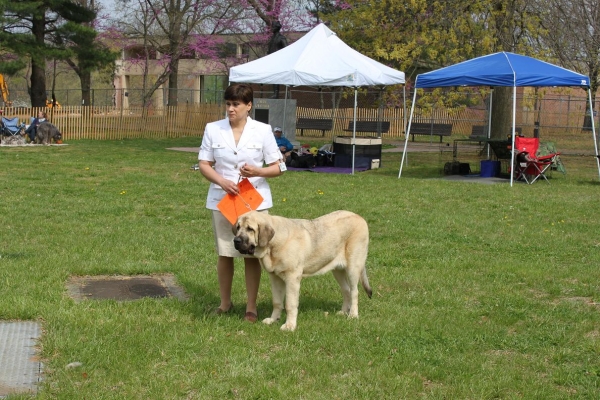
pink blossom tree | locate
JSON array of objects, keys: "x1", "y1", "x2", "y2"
[{"x1": 108, "y1": 0, "x2": 310, "y2": 106}]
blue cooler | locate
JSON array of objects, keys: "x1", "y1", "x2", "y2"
[{"x1": 480, "y1": 160, "x2": 500, "y2": 177}]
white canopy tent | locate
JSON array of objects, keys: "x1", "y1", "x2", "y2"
[{"x1": 229, "y1": 23, "x2": 406, "y2": 173}]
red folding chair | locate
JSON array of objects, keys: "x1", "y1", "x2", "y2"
[{"x1": 513, "y1": 137, "x2": 558, "y2": 184}]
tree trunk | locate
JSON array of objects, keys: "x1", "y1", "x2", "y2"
[
  {"x1": 30, "y1": 63, "x2": 47, "y2": 107},
  {"x1": 79, "y1": 70, "x2": 91, "y2": 106},
  {"x1": 490, "y1": 86, "x2": 513, "y2": 139},
  {"x1": 167, "y1": 60, "x2": 179, "y2": 106},
  {"x1": 30, "y1": 14, "x2": 47, "y2": 107}
]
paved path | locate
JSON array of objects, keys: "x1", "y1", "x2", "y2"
[
  {"x1": 168, "y1": 143, "x2": 596, "y2": 156},
  {"x1": 167, "y1": 143, "x2": 448, "y2": 154}
]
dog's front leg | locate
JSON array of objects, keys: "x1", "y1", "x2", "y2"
[
  {"x1": 262, "y1": 272, "x2": 285, "y2": 325},
  {"x1": 281, "y1": 273, "x2": 302, "y2": 331}
]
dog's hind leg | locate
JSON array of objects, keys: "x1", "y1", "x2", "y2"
[
  {"x1": 332, "y1": 269, "x2": 351, "y2": 315},
  {"x1": 262, "y1": 272, "x2": 285, "y2": 326},
  {"x1": 344, "y1": 264, "x2": 364, "y2": 319},
  {"x1": 345, "y1": 235, "x2": 370, "y2": 318}
]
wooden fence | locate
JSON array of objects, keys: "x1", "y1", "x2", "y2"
[
  {"x1": 2, "y1": 104, "x2": 223, "y2": 140},
  {"x1": 1, "y1": 95, "x2": 593, "y2": 142},
  {"x1": 297, "y1": 106, "x2": 491, "y2": 137}
]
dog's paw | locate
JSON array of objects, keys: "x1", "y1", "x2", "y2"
[
  {"x1": 262, "y1": 317, "x2": 277, "y2": 325},
  {"x1": 347, "y1": 312, "x2": 359, "y2": 319},
  {"x1": 280, "y1": 322, "x2": 296, "y2": 332},
  {"x1": 336, "y1": 310, "x2": 347, "y2": 316}
]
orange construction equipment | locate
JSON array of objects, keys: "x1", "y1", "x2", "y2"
[
  {"x1": 46, "y1": 99, "x2": 61, "y2": 108},
  {"x1": 0, "y1": 74, "x2": 12, "y2": 106}
]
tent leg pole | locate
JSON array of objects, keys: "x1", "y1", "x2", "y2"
[
  {"x1": 487, "y1": 88, "x2": 493, "y2": 159},
  {"x1": 399, "y1": 88, "x2": 418, "y2": 178},
  {"x1": 282, "y1": 86, "x2": 288, "y2": 137},
  {"x1": 352, "y1": 88, "x2": 357, "y2": 175},
  {"x1": 403, "y1": 85, "x2": 407, "y2": 139},
  {"x1": 510, "y1": 86, "x2": 517, "y2": 187},
  {"x1": 587, "y1": 89, "x2": 600, "y2": 181}
]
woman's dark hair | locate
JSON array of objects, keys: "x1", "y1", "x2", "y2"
[{"x1": 224, "y1": 83, "x2": 253, "y2": 105}]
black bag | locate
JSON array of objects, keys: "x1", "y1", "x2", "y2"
[
  {"x1": 444, "y1": 161, "x2": 460, "y2": 175},
  {"x1": 444, "y1": 161, "x2": 470, "y2": 175},
  {"x1": 316, "y1": 150, "x2": 334, "y2": 166},
  {"x1": 289, "y1": 152, "x2": 317, "y2": 168}
]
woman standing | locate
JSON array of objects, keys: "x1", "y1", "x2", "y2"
[{"x1": 198, "y1": 83, "x2": 284, "y2": 322}]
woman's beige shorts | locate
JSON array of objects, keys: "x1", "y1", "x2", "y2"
[{"x1": 211, "y1": 210, "x2": 268, "y2": 257}]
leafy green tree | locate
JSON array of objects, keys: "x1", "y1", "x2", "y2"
[
  {"x1": 304, "y1": 0, "x2": 342, "y2": 25},
  {"x1": 0, "y1": 0, "x2": 104, "y2": 106},
  {"x1": 325, "y1": 0, "x2": 544, "y2": 138},
  {"x1": 58, "y1": 0, "x2": 117, "y2": 107}
]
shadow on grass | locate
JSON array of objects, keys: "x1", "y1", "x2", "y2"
[
  {"x1": 0, "y1": 252, "x2": 30, "y2": 260},
  {"x1": 184, "y1": 280, "x2": 341, "y2": 322}
]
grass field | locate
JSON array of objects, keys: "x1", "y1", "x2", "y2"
[{"x1": 1, "y1": 136, "x2": 600, "y2": 399}]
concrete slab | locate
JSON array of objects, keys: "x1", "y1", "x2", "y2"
[
  {"x1": 167, "y1": 147, "x2": 199, "y2": 153},
  {"x1": 0, "y1": 321, "x2": 42, "y2": 397},
  {"x1": 66, "y1": 274, "x2": 188, "y2": 302},
  {"x1": 441, "y1": 175, "x2": 511, "y2": 184}
]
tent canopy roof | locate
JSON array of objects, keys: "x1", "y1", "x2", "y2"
[
  {"x1": 415, "y1": 52, "x2": 590, "y2": 88},
  {"x1": 229, "y1": 23, "x2": 405, "y2": 87}
]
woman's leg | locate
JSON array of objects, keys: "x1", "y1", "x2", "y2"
[
  {"x1": 244, "y1": 257, "x2": 262, "y2": 315},
  {"x1": 216, "y1": 256, "x2": 234, "y2": 311},
  {"x1": 26, "y1": 126, "x2": 35, "y2": 142}
]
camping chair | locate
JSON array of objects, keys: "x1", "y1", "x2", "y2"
[
  {"x1": 513, "y1": 136, "x2": 559, "y2": 184},
  {"x1": 538, "y1": 141, "x2": 566, "y2": 174},
  {"x1": 1, "y1": 117, "x2": 25, "y2": 136}
]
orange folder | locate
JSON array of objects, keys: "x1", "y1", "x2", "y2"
[{"x1": 217, "y1": 178, "x2": 264, "y2": 225}]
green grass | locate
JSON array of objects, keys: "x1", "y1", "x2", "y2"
[{"x1": 1, "y1": 137, "x2": 600, "y2": 399}]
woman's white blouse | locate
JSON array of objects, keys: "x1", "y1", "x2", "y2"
[{"x1": 199, "y1": 117, "x2": 281, "y2": 210}]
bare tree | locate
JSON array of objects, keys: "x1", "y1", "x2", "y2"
[
  {"x1": 538, "y1": 0, "x2": 600, "y2": 128},
  {"x1": 487, "y1": 0, "x2": 545, "y2": 139},
  {"x1": 115, "y1": 0, "x2": 243, "y2": 107}
]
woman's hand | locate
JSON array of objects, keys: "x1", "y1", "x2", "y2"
[
  {"x1": 239, "y1": 163, "x2": 259, "y2": 178},
  {"x1": 220, "y1": 179, "x2": 239, "y2": 195}
]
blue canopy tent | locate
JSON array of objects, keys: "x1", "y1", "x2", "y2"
[{"x1": 398, "y1": 52, "x2": 599, "y2": 185}]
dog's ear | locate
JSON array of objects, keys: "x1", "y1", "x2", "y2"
[
  {"x1": 232, "y1": 219, "x2": 240, "y2": 235},
  {"x1": 258, "y1": 221, "x2": 275, "y2": 247}
]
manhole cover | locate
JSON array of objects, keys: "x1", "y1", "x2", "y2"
[
  {"x1": 0, "y1": 321, "x2": 42, "y2": 397},
  {"x1": 67, "y1": 274, "x2": 187, "y2": 302}
]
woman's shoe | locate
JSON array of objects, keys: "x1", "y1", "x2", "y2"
[
  {"x1": 214, "y1": 303, "x2": 233, "y2": 315},
  {"x1": 244, "y1": 311, "x2": 258, "y2": 323}
]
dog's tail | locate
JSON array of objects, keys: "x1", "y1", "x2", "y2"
[{"x1": 360, "y1": 267, "x2": 372, "y2": 299}]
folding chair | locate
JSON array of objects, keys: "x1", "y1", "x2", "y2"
[
  {"x1": 513, "y1": 137, "x2": 559, "y2": 184},
  {"x1": 1, "y1": 116, "x2": 25, "y2": 136}
]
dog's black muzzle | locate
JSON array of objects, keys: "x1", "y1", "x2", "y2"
[
  {"x1": 233, "y1": 236, "x2": 255, "y2": 255},
  {"x1": 233, "y1": 236, "x2": 243, "y2": 250}
]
